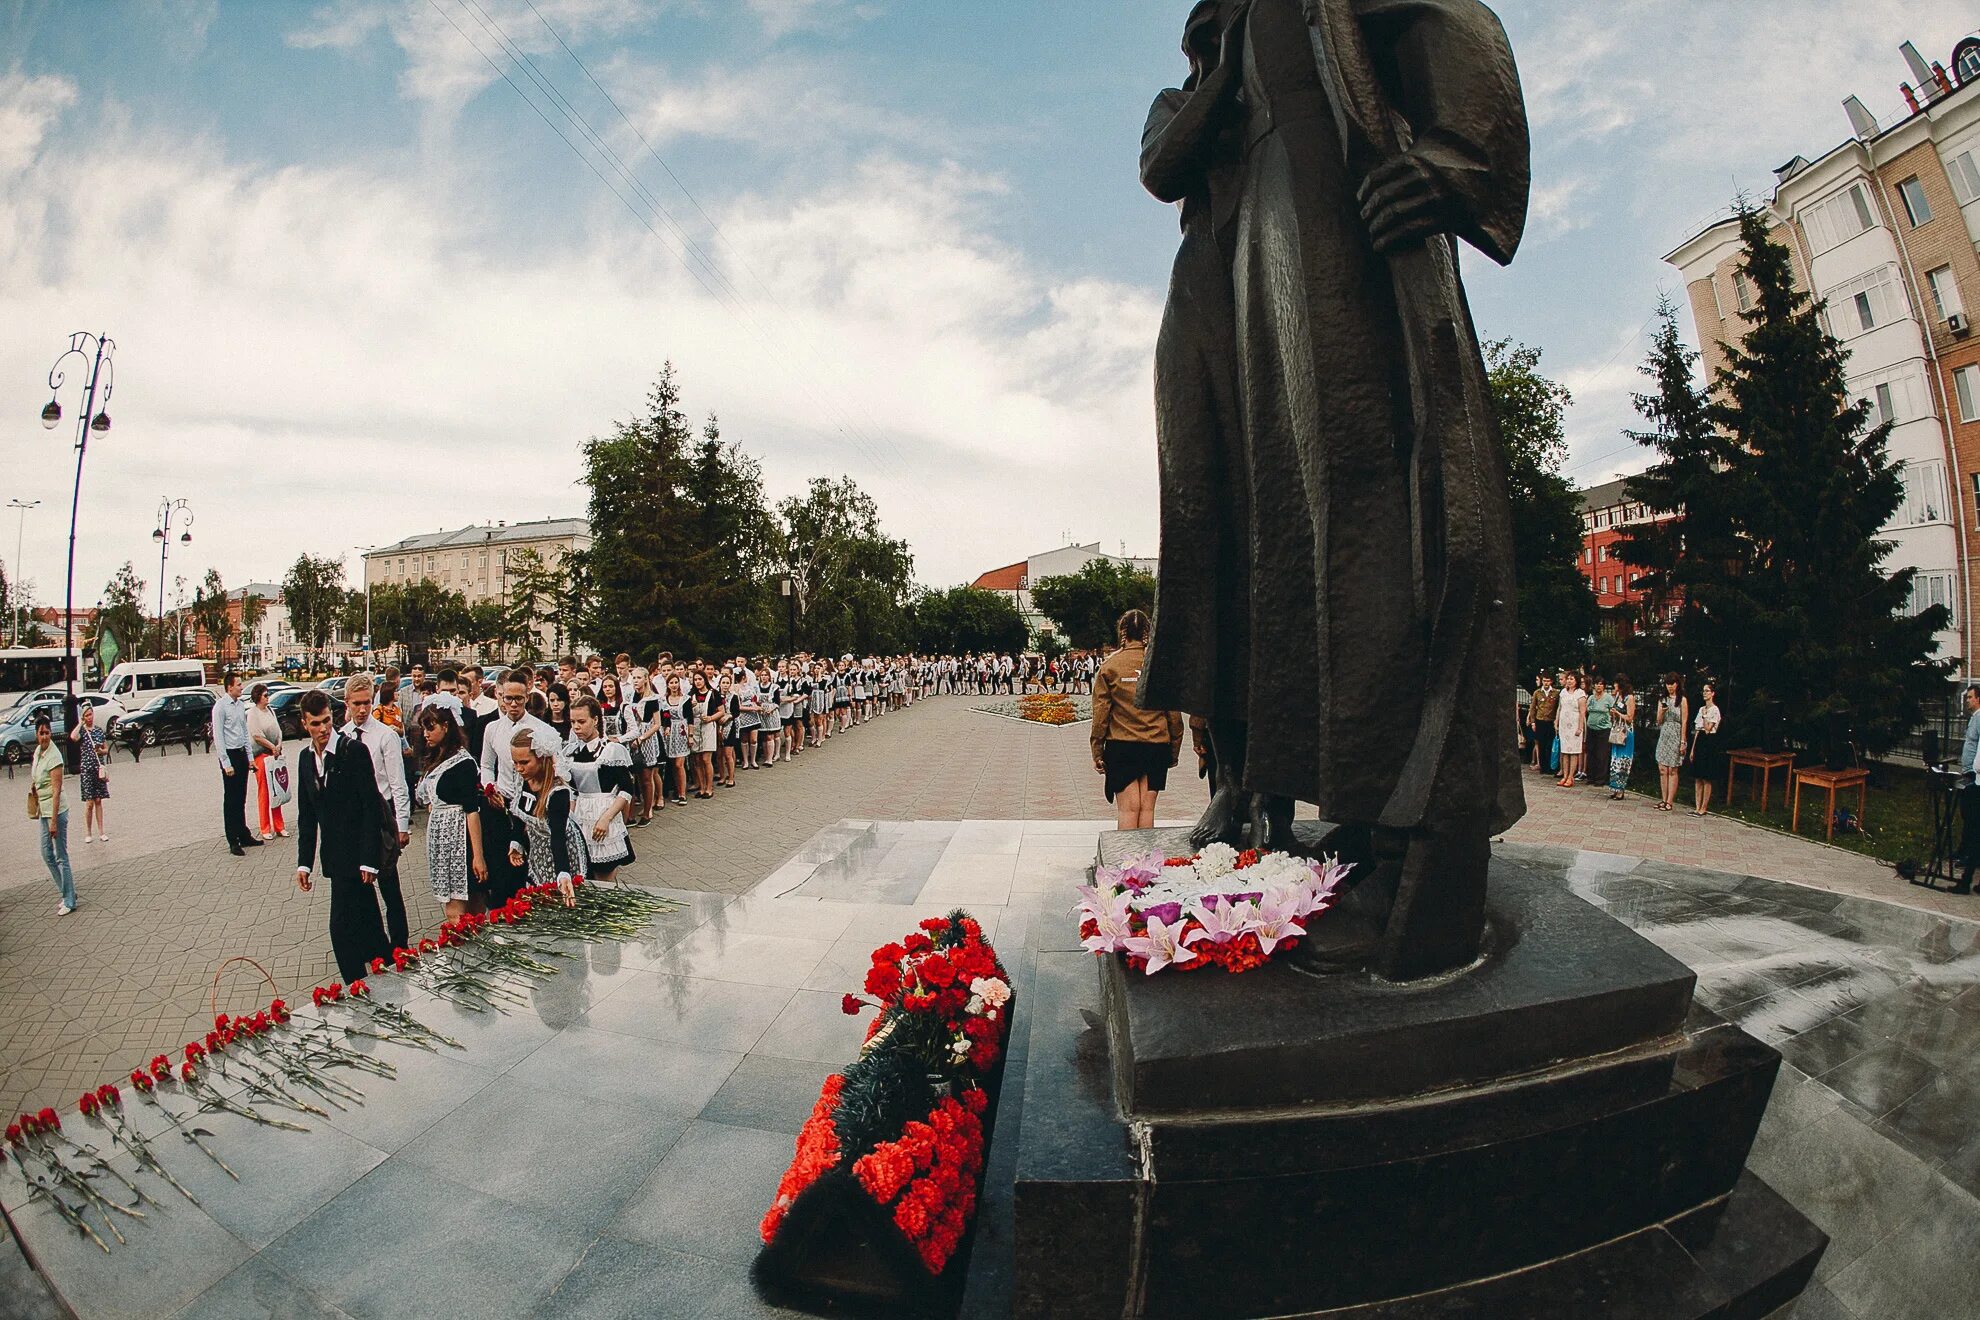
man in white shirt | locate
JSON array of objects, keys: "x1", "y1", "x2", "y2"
[
  {"x1": 342, "y1": 673, "x2": 412, "y2": 951},
  {"x1": 210, "y1": 671, "x2": 260, "y2": 855}
]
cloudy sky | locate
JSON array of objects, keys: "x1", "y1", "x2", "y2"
[{"x1": 2, "y1": 0, "x2": 1975, "y2": 617}]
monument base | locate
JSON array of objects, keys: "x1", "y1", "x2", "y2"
[{"x1": 990, "y1": 833, "x2": 1826, "y2": 1318}]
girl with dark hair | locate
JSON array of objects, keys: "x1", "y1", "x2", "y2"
[
  {"x1": 1688, "y1": 681, "x2": 1725, "y2": 816},
  {"x1": 1606, "y1": 675, "x2": 1637, "y2": 800},
  {"x1": 1091, "y1": 609, "x2": 1184, "y2": 831},
  {"x1": 691, "y1": 672, "x2": 720, "y2": 799},
  {"x1": 1654, "y1": 674, "x2": 1688, "y2": 812},
  {"x1": 545, "y1": 683, "x2": 573, "y2": 743},
  {"x1": 415, "y1": 705, "x2": 486, "y2": 919},
  {"x1": 661, "y1": 673, "x2": 692, "y2": 805},
  {"x1": 565, "y1": 695, "x2": 635, "y2": 884}
]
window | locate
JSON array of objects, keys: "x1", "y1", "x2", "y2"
[
  {"x1": 1893, "y1": 460, "x2": 1948, "y2": 527},
  {"x1": 1949, "y1": 149, "x2": 1980, "y2": 206},
  {"x1": 1821, "y1": 266, "x2": 1909, "y2": 338},
  {"x1": 1733, "y1": 272, "x2": 1752, "y2": 312},
  {"x1": 1896, "y1": 177, "x2": 1932, "y2": 227},
  {"x1": 1957, "y1": 365, "x2": 1980, "y2": 423},
  {"x1": 1873, "y1": 384, "x2": 1895, "y2": 427},
  {"x1": 1800, "y1": 182, "x2": 1877, "y2": 253},
  {"x1": 1926, "y1": 266, "x2": 1964, "y2": 322},
  {"x1": 1906, "y1": 571, "x2": 1957, "y2": 627},
  {"x1": 1599, "y1": 577, "x2": 1610, "y2": 595},
  {"x1": 1599, "y1": 544, "x2": 1609, "y2": 563}
]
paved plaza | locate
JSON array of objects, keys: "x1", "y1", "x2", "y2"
[{"x1": 3, "y1": 697, "x2": 1978, "y2": 1320}]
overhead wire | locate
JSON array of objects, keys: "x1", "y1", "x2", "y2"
[
  {"x1": 433, "y1": 0, "x2": 917, "y2": 491},
  {"x1": 514, "y1": 0, "x2": 921, "y2": 478}
]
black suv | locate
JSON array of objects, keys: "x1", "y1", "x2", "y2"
[
  {"x1": 116, "y1": 690, "x2": 218, "y2": 749},
  {"x1": 270, "y1": 687, "x2": 345, "y2": 740}
]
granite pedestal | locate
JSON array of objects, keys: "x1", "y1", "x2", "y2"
[{"x1": 1003, "y1": 827, "x2": 1827, "y2": 1318}]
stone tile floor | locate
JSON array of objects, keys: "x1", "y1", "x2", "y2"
[{"x1": 1, "y1": 818, "x2": 1973, "y2": 1318}]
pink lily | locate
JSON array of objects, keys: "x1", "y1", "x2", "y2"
[{"x1": 1123, "y1": 914, "x2": 1199, "y2": 974}]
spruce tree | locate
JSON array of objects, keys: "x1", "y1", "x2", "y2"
[
  {"x1": 577, "y1": 364, "x2": 703, "y2": 657},
  {"x1": 1708, "y1": 208, "x2": 1948, "y2": 751},
  {"x1": 1614, "y1": 299, "x2": 1739, "y2": 679}
]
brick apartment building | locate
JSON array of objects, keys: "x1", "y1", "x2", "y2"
[
  {"x1": 1663, "y1": 33, "x2": 1980, "y2": 673},
  {"x1": 1576, "y1": 478, "x2": 1679, "y2": 632}
]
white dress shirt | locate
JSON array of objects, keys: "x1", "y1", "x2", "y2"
[
  {"x1": 342, "y1": 714, "x2": 411, "y2": 832},
  {"x1": 479, "y1": 711, "x2": 561, "y2": 796}
]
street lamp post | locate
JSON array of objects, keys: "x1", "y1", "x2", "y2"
[
  {"x1": 152, "y1": 498, "x2": 192, "y2": 656},
  {"x1": 780, "y1": 575, "x2": 796, "y2": 653},
  {"x1": 5, "y1": 498, "x2": 39, "y2": 646},
  {"x1": 354, "y1": 545, "x2": 376, "y2": 661},
  {"x1": 39, "y1": 331, "x2": 115, "y2": 759}
]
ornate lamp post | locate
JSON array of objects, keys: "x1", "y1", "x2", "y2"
[
  {"x1": 5, "y1": 498, "x2": 38, "y2": 646},
  {"x1": 152, "y1": 498, "x2": 192, "y2": 654},
  {"x1": 39, "y1": 332, "x2": 115, "y2": 756}
]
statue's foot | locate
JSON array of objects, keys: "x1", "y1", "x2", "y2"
[
  {"x1": 1286, "y1": 826, "x2": 1404, "y2": 976},
  {"x1": 1246, "y1": 794, "x2": 1300, "y2": 855},
  {"x1": 1187, "y1": 784, "x2": 1248, "y2": 851}
]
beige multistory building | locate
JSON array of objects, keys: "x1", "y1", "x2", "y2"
[
  {"x1": 362, "y1": 518, "x2": 591, "y2": 655},
  {"x1": 1664, "y1": 33, "x2": 1980, "y2": 673}
]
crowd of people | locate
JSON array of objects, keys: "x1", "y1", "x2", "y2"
[
  {"x1": 255, "y1": 651, "x2": 947, "y2": 979},
  {"x1": 1519, "y1": 669, "x2": 1725, "y2": 814}
]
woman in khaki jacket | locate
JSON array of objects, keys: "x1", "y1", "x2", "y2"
[{"x1": 1092, "y1": 610, "x2": 1184, "y2": 831}]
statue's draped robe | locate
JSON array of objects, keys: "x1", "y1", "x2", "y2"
[{"x1": 1139, "y1": 0, "x2": 1529, "y2": 835}]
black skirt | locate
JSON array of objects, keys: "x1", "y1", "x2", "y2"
[{"x1": 1105, "y1": 739, "x2": 1172, "y2": 802}]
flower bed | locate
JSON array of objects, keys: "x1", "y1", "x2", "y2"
[
  {"x1": 1078, "y1": 843, "x2": 1352, "y2": 974},
  {"x1": 757, "y1": 912, "x2": 1012, "y2": 1305},
  {"x1": 971, "y1": 694, "x2": 1090, "y2": 726}
]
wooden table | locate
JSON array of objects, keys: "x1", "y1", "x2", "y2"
[
  {"x1": 1726, "y1": 748, "x2": 1796, "y2": 812},
  {"x1": 1789, "y1": 766, "x2": 1870, "y2": 841}
]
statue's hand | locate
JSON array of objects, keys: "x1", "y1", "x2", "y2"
[{"x1": 1357, "y1": 152, "x2": 1456, "y2": 254}]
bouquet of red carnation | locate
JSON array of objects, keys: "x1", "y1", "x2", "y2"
[{"x1": 759, "y1": 911, "x2": 1013, "y2": 1307}]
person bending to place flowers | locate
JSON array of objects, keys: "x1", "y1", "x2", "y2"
[
  {"x1": 414, "y1": 705, "x2": 487, "y2": 921},
  {"x1": 503, "y1": 728, "x2": 582, "y2": 907}
]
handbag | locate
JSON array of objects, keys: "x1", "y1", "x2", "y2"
[
  {"x1": 574, "y1": 791, "x2": 630, "y2": 865},
  {"x1": 1609, "y1": 717, "x2": 1629, "y2": 747},
  {"x1": 25, "y1": 784, "x2": 38, "y2": 819},
  {"x1": 265, "y1": 757, "x2": 294, "y2": 809}
]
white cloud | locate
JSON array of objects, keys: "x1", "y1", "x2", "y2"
[
  {"x1": 0, "y1": 86, "x2": 1161, "y2": 602},
  {"x1": 610, "y1": 53, "x2": 933, "y2": 152},
  {"x1": 0, "y1": 70, "x2": 76, "y2": 177}
]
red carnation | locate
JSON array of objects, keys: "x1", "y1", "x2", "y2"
[
  {"x1": 961, "y1": 1087, "x2": 987, "y2": 1115},
  {"x1": 96, "y1": 1083, "x2": 119, "y2": 1106},
  {"x1": 872, "y1": 942, "x2": 905, "y2": 966},
  {"x1": 37, "y1": 1108, "x2": 59, "y2": 1131},
  {"x1": 4, "y1": 1123, "x2": 20, "y2": 1145},
  {"x1": 78, "y1": 1092, "x2": 97, "y2": 1116},
  {"x1": 963, "y1": 1015, "x2": 998, "y2": 1043},
  {"x1": 903, "y1": 933, "x2": 934, "y2": 956},
  {"x1": 919, "y1": 954, "x2": 956, "y2": 988},
  {"x1": 214, "y1": 1013, "x2": 230, "y2": 1030},
  {"x1": 863, "y1": 965, "x2": 901, "y2": 1000},
  {"x1": 180, "y1": 1061, "x2": 197, "y2": 1082},
  {"x1": 369, "y1": 957, "x2": 387, "y2": 974},
  {"x1": 972, "y1": 1040, "x2": 1001, "y2": 1069},
  {"x1": 841, "y1": 994, "x2": 865, "y2": 1016},
  {"x1": 349, "y1": 980, "x2": 370, "y2": 998}
]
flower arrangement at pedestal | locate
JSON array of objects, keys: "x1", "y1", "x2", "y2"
[
  {"x1": 1078, "y1": 843, "x2": 1352, "y2": 974},
  {"x1": 758, "y1": 911, "x2": 1011, "y2": 1304},
  {"x1": 1016, "y1": 693, "x2": 1079, "y2": 725}
]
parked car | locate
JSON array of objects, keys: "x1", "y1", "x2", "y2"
[
  {"x1": 99, "y1": 659, "x2": 209, "y2": 708},
  {"x1": 115, "y1": 689, "x2": 218, "y2": 748},
  {"x1": 316, "y1": 675, "x2": 351, "y2": 700},
  {"x1": 270, "y1": 687, "x2": 345, "y2": 740},
  {"x1": 0, "y1": 700, "x2": 65, "y2": 764},
  {"x1": 7, "y1": 689, "x2": 129, "y2": 728}
]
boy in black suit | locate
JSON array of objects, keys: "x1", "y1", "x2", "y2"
[{"x1": 293, "y1": 690, "x2": 391, "y2": 981}]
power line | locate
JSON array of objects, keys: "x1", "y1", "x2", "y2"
[
  {"x1": 437, "y1": 0, "x2": 915, "y2": 489},
  {"x1": 514, "y1": 0, "x2": 918, "y2": 476}
]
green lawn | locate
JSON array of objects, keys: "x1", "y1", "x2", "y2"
[{"x1": 1620, "y1": 755, "x2": 1939, "y2": 869}]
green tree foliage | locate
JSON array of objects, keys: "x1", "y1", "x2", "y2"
[
  {"x1": 370, "y1": 580, "x2": 469, "y2": 663},
  {"x1": 98, "y1": 562, "x2": 149, "y2": 663},
  {"x1": 681, "y1": 416, "x2": 779, "y2": 655},
  {"x1": 1486, "y1": 339, "x2": 1598, "y2": 672},
  {"x1": 578, "y1": 365, "x2": 728, "y2": 657},
  {"x1": 1030, "y1": 558, "x2": 1155, "y2": 650},
  {"x1": 462, "y1": 600, "x2": 511, "y2": 654},
  {"x1": 778, "y1": 476, "x2": 916, "y2": 657},
  {"x1": 503, "y1": 546, "x2": 564, "y2": 663},
  {"x1": 1699, "y1": 209, "x2": 1948, "y2": 752},
  {"x1": 188, "y1": 568, "x2": 234, "y2": 657},
  {"x1": 912, "y1": 585, "x2": 1028, "y2": 656},
  {"x1": 281, "y1": 553, "x2": 346, "y2": 662},
  {"x1": 1612, "y1": 301, "x2": 1737, "y2": 679}
]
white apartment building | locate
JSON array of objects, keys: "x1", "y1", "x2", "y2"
[{"x1": 1663, "y1": 34, "x2": 1980, "y2": 670}]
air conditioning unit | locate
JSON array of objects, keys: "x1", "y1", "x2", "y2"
[{"x1": 1950, "y1": 311, "x2": 1971, "y2": 335}]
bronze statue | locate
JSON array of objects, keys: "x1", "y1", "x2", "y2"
[{"x1": 1138, "y1": 0, "x2": 1529, "y2": 980}]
